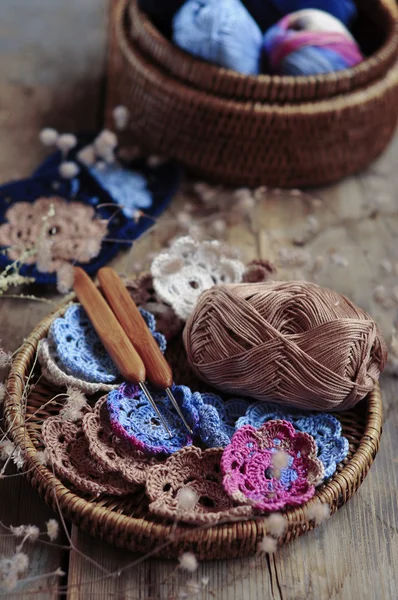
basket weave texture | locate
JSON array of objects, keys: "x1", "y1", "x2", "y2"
[
  {"x1": 108, "y1": 0, "x2": 398, "y2": 188},
  {"x1": 5, "y1": 291, "x2": 383, "y2": 560}
]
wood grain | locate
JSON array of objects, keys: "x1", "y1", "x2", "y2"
[
  {"x1": 73, "y1": 267, "x2": 146, "y2": 384},
  {"x1": 0, "y1": 0, "x2": 397, "y2": 598},
  {"x1": 98, "y1": 267, "x2": 173, "y2": 390}
]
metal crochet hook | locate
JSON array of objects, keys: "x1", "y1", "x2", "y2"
[
  {"x1": 73, "y1": 267, "x2": 172, "y2": 437},
  {"x1": 98, "y1": 267, "x2": 193, "y2": 435}
]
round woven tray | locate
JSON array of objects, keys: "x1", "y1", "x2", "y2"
[
  {"x1": 129, "y1": 0, "x2": 398, "y2": 103},
  {"x1": 5, "y1": 294, "x2": 383, "y2": 560},
  {"x1": 112, "y1": 0, "x2": 398, "y2": 188}
]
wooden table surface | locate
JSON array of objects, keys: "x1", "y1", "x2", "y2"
[{"x1": 0, "y1": 1, "x2": 397, "y2": 598}]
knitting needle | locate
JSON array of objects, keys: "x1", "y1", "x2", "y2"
[
  {"x1": 98, "y1": 267, "x2": 193, "y2": 434},
  {"x1": 73, "y1": 267, "x2": 172, "y2": 436}
]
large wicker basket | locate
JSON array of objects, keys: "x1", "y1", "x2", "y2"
[
  {"x1": 107, "y1": 0, "x2": 398, "y2": 188},
  {"x1": 5, "y1": 292, "x2": 383, "y2": 560}
]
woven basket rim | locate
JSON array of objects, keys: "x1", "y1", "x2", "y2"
[
  {"x1": 4, "y1": 288, "x2": 383, "y2": 558},
  {"x1": 129, "y1": 0, "x2": 398, "y2": 102},
  {"x1": 117, "y1": 5, "x2": 398, "y2": 116}
]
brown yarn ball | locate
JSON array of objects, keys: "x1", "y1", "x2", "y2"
[{"x1": 183, "y1": 281, "x2": 388, "y2": 411}]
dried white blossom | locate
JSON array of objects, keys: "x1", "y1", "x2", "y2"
[
  {"x1": 10, "y1": 525, "x2": 40, "y2": 543},
  {"x1": 66, "y1": 387, "x2": 88, "y2": 410},
  {"x1": 36, "y1": 239, "x2": 53, "y2": 273},
  {"x1": 57, "y1": 133, "x2": 77, "y2": 154},
  {"x1": 257, "y1": 536, "x2": 278, "y2": 554},
  {"x1": 36, "y1": 449, "x2": 50, "y2": 466},
  {"x1": 0, "y1": 348, "x2": 12, "y2": 368},
  {"x1": 77, "y1": 144, "x2": 96, "y2": 167},
  {"x1": 112, "y1": 105, "x2": 130, "y2": 131},
  {"x1": 373, "y1": 285, "x2": 387, "y2": 304},
  {"x1": 177, "y1": 487, "x2": 199, "y2": 511},
  {"x1": 305, "y1": 501, "x2": 330, "y2": 525},
  {"x1": 46, "y1": 519, "x2": 59, "y2": 541},
  {"x1": 59, "y1": 161, "x2": 79, "y2": 179},
  {"x1": 265, "y1": 513, "x2": 287, "y2": 537},
  {"x1": 201, "y1": 576, "x2": 210, "y2": 587},
  {"x1": 380, "y1": 259, "x2": 393, "y2": 274},
  {"x1": 39, "y1": 128, "x2": 59, "y2": 146},
  {"x1": 212, "y1": 219, "x2": 226, "y2": 235},
  {"x1": 307, "y1": 214, "x2": 319, "y2": 234},
  {"x1": 271, "y1": 450, "x2": 290, "y2": 470},
  {"x1": 0, "y1": 552, "x2": 29, "y2": 591},
  {"x1": 330, "y1": 253, "x2": 349, "y2": 268},
  {"x1": 94, "y1": 130, "x2": 117, "y2": 162},
  {"x1": 179, "y1": 552, "x2": 198, "y2": 572},
  {"x1": 147, "y1": 155, "x2": 166, "y2": 168},
  {"x1": 56, "y1": 263, "x2": 74, "y2": 295},
  {"x1": 0, "y1": 383, "x2": 6, "y2": 404}
]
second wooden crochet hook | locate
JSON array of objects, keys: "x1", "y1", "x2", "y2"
[
  {"x1": 73, "y1": 267, "x2": 172, "y2": 436},
  {"x1": 98, "y1": 267, "x2": 193, "y2": 434}
]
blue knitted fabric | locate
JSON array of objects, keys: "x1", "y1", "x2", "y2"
[
  {"x1": 88, "y1": 164, "x2": 153, "y2": 219},
  {"x1": 236, "y1": 402, "x2": 349, "y2": 479},
  {"x1": 0, "y1": 136, "x2": 180, "y2": 285},
  {"x1": 49, "y1": 304, "x2": 166, "y2": 384},
  {"x1": 173, "y1": 0, "x2": 263, "y2": 75},
  {"x1": 107, "y1": 383, "x2": 199, "y2": 455},
  {"x1": 192, "y1": 393, "x2": 251, "y2": 448}
]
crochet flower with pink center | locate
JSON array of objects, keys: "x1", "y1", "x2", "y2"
[
  {"x1": 0, "y1": 197, "x2": 107, "y2": 270},
  {"x1": 221, "y1": 420, "x2": 324, "y2": 511}
]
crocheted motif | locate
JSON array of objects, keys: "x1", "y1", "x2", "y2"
[
  {"x1": 49, "y1": 304, "x2": 166, "y2": 384},
  {"x1": 82, "y1": 396, "x2": 156, "y2": 485},
  {"x1": 0, "y1": 197, "x2": 107, "y2": 270},
  {"x1": 42, "y1": 417, "x2": 136, "y2": 496},
  {"x1": 126, "y1": 273, "x2": 183, "y2": 340},
  {"x1": 146, "y1": 446, "x2": 253, "y2": 524},
  {"x1": 37, "y1": 338, "x2": 117, "y2": 395},
  {"x1": 221, "y1": 420, "x2": 324, "y2": 511},
  {"x1": 193, "y1": 393, "x2": 251, "y2": 448},
  {"x1": 107, "y1": 383, "x2": 198, "y2": 455},
  {"x1": 151, "y1": 236, "x2": 245, "y2": 320},
  {"x1": 0, "y1": 142, "x2": 179, "y2": 285},
  {"x1": 89, "y1": 164, "x2": 152, "y2": 218},
  {"x1": 236, "y1": 402, "x2": 349, "y2": 479}
]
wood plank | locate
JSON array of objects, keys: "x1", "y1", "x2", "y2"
[{"x1": 0, "y1": 0, "x2": 107, "y2": 595}]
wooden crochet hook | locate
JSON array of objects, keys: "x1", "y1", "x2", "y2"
[
  {"x1": 98, "y1": 267, "x2": 193, "y2": 434},
  {"x1": 73, "y1": 267, "x2": 171, "y2": 436}
]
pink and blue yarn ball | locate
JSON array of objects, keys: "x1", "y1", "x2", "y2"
[{"x1": 262, "y1": 9, "x2": 364, "y2": 76}]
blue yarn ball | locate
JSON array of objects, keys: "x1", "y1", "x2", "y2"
[
  {"x1": 172, "y1": 0, "x2": 263, "y2": 75},
  {"x1": 242, "y1": 0, "x2": 357, "y2": 32}
]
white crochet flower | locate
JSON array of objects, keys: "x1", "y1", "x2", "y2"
[{"x1": 151, "y1": 236, "x2": 245, "y2": 320}]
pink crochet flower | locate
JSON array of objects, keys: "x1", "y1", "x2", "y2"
[{"x1": 221, "y1": 420, "x2": 324, "y2": 512}]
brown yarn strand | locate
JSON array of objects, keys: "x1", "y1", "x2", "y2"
[{"x1": 183, "y1": 282, "x2": 388, "y2": 411}]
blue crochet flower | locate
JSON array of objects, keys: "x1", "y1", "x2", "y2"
[
  {"x1": 88, "y1": 164, "x2": 153, "y2": 219},
  {"x1": 49, "y1": 304, "x2": 166, "y2": 384},
  {"x1": 192, "y1": 393, "x2": 251, "y2": 448},
  {"x1": 236, "y1": 402, "x2": 349, "y2": 479},
  {"x1": 107, "y1": 383, "x2": 199, "y2": 455}
]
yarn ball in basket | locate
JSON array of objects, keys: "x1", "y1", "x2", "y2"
[
  {"x1": 242, "y1": 0, "x2": 357, "y2": 32},
  {"x1": 183, "y1": 281, "x2": 387, "y2": 411},
  {"x1": 262, "y1": 9, "x2": 363, "y2": 75},
  {"x1": 172, "y1": 0, "x2": 263, "y2": 75}
]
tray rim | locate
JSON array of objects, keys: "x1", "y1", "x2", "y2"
[{"x1": 4, "y1": 291, "x2": 383, "y2": 560}]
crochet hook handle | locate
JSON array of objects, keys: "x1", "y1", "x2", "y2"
[
  {"x1": 98, "y1": 267, "x2": 173, "y2": 389},
  {"x1": 73, "y1": 267, "x2": 146, "y2": 385}
]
